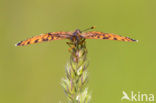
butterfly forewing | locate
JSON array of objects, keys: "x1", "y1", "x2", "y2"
[
  {"x1": 16, "y1": 32, "x2": 72, "y2": 46},
  {"x1": 81, "y1": 31, "x2": 137, "y2": 42}
]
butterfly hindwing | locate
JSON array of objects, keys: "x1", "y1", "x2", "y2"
[
  {"x1": 80, "y1": 31, "x2": 137, "y2": 42},
  {"x1": 16, "y1": 32, "x2": 71, "y2": 46}
]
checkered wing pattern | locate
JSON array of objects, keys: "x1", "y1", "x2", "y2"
[
  {"x1": 81, "y1": 31, "x2": 137, "y2": 42},
  {"x1": 16, "y1": 32, "x2": 72, "y2": 46}
]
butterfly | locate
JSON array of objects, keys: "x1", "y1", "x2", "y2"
[{"x1": 15, "y1": 26, "x2": 137, "y2": 46}]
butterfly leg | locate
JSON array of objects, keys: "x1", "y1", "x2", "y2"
[
  {"x1": 78, "y1": 38, "x2": 86, "y2": 45},
  {"x1": 66, "y1": 42, "x2": 76, "y2": 53}
]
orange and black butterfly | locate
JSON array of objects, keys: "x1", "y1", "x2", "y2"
[{"x1": 15, "y1": 26, "x2": 137, "y2": 46}]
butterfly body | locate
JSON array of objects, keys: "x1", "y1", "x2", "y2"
[{"x1": 16, "y1": 27, "x2": 137, "y2": 46}]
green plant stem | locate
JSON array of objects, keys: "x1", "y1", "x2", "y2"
[{"x1": 62, "y1": 38, "x2": 91, "y2": 103}]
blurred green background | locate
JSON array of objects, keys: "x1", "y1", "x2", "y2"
[{"x1": 0, "y1": 0, "x2": 156, "y2": 103}]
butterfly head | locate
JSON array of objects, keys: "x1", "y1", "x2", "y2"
[
  {"x1": 70, "y1": 29, "x2": 82, "y2": 42},
  {"x1": 73, "y1": 29, "x2": 81, "y2": 36}
]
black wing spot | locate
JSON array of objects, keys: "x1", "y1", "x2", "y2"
[
  {"x1": 51, "y1": 36, "x2": 54, "y2": 40},
  {"x1": 34, "y1": 39, "x2": 39, "y2": 43},
  {"x1": 131, "y1": 39, "x2": 137, "y2": 41},
  {"x1": 114, "y1": 38, "x2": 117, "y2": 40},
  {"x1": 48, "y1": 33, "x2": 52, "y2": 35},
  {"x1": 103, "y1": 37, "x2": 109, "y2": 39},
  {"x1": 16, "y1": 41, "x2": 22, "y2": 46},
  {"x1": 43, "y1": 38, "x2": 48, "y2": 41},
  {"x1": 27, "y1": 41, "x2": 30, "y2": 45},
  {"x1": 97, "y1": 35, "x2": 100, "y2": 38},
  {"x1": 122, "y1": 39, "x2": 125, "y2": 41},
  {"x1": 128, "y1": 37, "x2": 137, "y2": 41}
]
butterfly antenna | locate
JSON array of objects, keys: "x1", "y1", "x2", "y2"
[{"x1": 81, "y1": 26, "x2": 96, "y2": 32}]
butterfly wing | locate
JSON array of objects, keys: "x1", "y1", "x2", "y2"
[
  {"x1": 80, "y1": 31, "x2": 137, "y2": 42},
  {"x1": 16, "y1": 32, "x2": 72, "y2": 46}
]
